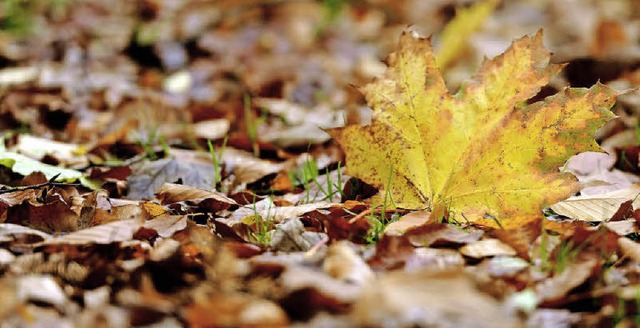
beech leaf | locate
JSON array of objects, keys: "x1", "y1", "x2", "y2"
[{"x1": 330, "y1": 31, "x2": 617, "y2": 228}]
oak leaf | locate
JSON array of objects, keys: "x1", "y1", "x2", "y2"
[{"x1": 330, "y1": 31, "x2": 617, "y2": 229}]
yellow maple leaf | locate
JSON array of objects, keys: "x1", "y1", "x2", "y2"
[{"x1": 329, "y1": 30, "x2": 617, "y2": 229}]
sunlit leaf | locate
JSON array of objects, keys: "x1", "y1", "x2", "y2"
[{"x1": 330, "y1": 30, "x2": 616, "y2": 228}]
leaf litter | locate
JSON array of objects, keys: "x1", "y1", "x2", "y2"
[{"x1": 2, "y1": 0, "x2": 640, "y2": 327}]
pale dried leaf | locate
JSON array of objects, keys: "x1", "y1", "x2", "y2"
[
  {"x1": 156, "y1": 182, "x2": 237, "y2": 206},
  {"x1": 407, "y1": 223, "x2": 484, "y2": 247},
  {"x1": 37, "y1": 218, "x2": 144, "y2": 245},
  {"x1": 535, "y1": 257, "x2": 599, "y2": 302},
  {"x1": 550, "y1": 184, "x2": 640, "y2": 222},
  {"x1": 384, "y1": 210, "x2": 431, "y2": 236},
  {"x1": 192, "y1": 119, "x2": 230, "y2": 140},
  {"x1": 619, "y1": 237, "x2": 640, "y2": 264},
  {"x1": 17, "y1": 275, "x2": 67, "y2": 308},
  {"x1": 353, "y1": 269, "x2": 520, "y2": 328},
  {"x1": 143, "y1": 215, "x2": 188, "y2": 238},
  {"x1": 0, "y1": 223, "x2": 52, "y2": 241},
  {"x1": 405, "y1": 247, "x2": 465, "y2": 271},
  {"x1": 323, "y1": 241, "x2": 374, "y2": 285},
  {"x1": 128, "y1": 157, "x2": 216, "y2": 199},
  {"x1": 269, "y1": 217, "x2": 325, "y2": 252},
  {"x1": 459, "y1": 238, "x2": 517, "y2": 258},
  {"x1": 605, "y1": 219, "x2": 637, "y2": 236},
  {"x1": 229, "y1": 199, "x2": 333, "y2": 226}
]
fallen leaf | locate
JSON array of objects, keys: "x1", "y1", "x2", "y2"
[
  {"x1": 492, "y1": 219, "x2": 541, "y2": 260},
  {"x1": 219, "y1": 148, "x2": 284, "y2": 185},
  {"x1": 191, "y1": 119, "x2": 230, "y2": 140},
  {"x1": 0, "y1": 223, "x2": 52, "y2": 242},
  {"x1": 37, "y1": 218, "x2": 144, "y2": 246},
  {"x1": 11, "y1": 134, "x2": 88, "y2": 168},
  {"x1": 604, "y1": 219, "x2": 637, "y2": 236},
  {"x1": 404, "y1": 247, "x2": 465, "y2": 271},
  {"x1": 406, "y1": 223, "x2": 484, "y2": 247},
  {"x1": 550, "y1": 184, "x2": 640, "y2": 222},
  {"x1": 564, "y1": 152, "x2": 639, "y2": 195},
  {"x1": 330, "y1": 31, "x2": 617, "y2": 229},
  {"x1": 6, "y1": 191, "x2": 79, "y2": 233},
  {"x1": 156, "y1": 182, "x2": 237, "y2": 212},
  {"x1": 228, "y1": 199, "x2": 333, "y2": 226},
  {"x1": 353, "y1": 269, "x2": 521, "y2": 328},
  {"x1": 618, "y1": 237, "x2": 640, "y2": 264},
  {"x1": 383, "y1": 210, "x2": 432, "y2": 236},
  {"x1": 16, "y1": 275, "x2": 68, "y2": 309},
  {"x1": 269, "y1": 217, "x2": 325, "y2": 252},
  {"x1": 459, "y1": 238, "x2": 518, "y2": 258},
  {"x1": 184, "y1": 294, "x2": 288, "y2": 328},
  {"x1": 368, "y1": 234, "x2": 416, "y2": 270},
  {"x1": 143, "y1": 215, "x2": 188, "y2": 238},
  {"x1": 323, "y1": 241, "x2": 374, "y2": 285},
  {"x1": 127, "y1": 157, "x2": 216, "y2": 199},
  {"x1": 481, "y1": 256, "x2": 530, "y2": 277},
  {"x1": 535, "y1": 257, "x2": 599, "y2": 303}
]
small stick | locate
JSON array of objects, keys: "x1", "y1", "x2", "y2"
[
  {"x1": 0, "y1": 173, "x2": 81, "y2": 195},
  {"x1": 305, "y1": 235, "x2": 329, "y2": 258},
  {"x1": 348, "y1": 208, "x2": 407, "y2": 224}
]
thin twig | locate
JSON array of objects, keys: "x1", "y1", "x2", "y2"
[
  {"x1": 305, "y1": 235, "x2": 329, "y2": 258},
  {"x1": 0, "y1": 173, "x2": 81, "y2": 195},
  {"x1": 348, "y1": 208, "x2": 407, "y2": 224}
]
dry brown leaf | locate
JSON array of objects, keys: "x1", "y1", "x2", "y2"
[
  {"x1": 37, "y1": 218, "x2": 144, "y2": 246},
  {"x1": 535, "y1": 257, "x2": 599, "y2": 303},
  {"x1": 5, "y1": 191, "x2": 79, "y2": 234},
  {"x1": 184, "y1": 294, "x2": 288, "y2": 327},
  {"x1": 127, "y1": 157, "x2": 217, "y2": 199},
  {"x1": 459, "y1": 238, "x2": 518, "y2": 258},
  {"x1": 384, "y1": 210, "x2": 432, "y2": 236},
  {"x1": 156, "y1": 182, "x2": 237, "y2": 210},
  {"x1": 406, "y1": 223, "x2": 484, "y2": 247},
  {"x1": 492, "y1": 219, "x2": 541, "y2": 260},
  {"x1": 143, "y1": 215, "x2": 188, "y2": 238}
]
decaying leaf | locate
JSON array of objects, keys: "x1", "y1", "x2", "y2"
[
  {"x1": 459, "y1": 238, "x2": 517, "y2": 258},
  {"x1": 127, "y1": 157, "x2": 216, "y2": 199},
  {"x1": 353, "y1": 269, "x2": 521, "y2": 328},
  {"x1": 618, "y1": 237, "x2": 640, "y2": 264},
  {"x1": 323, "y1": 241, "x2": 374, "y2": 285},
  {"x1": 535, "y1": 257, "x2": 599, "y2": 303},
  {"x1": 37, "y1": 218, "x2": 144, "y2": 246},
  {"x1": 156, "y1": 182, "x2": 237, "y2": 212},
  {"x1": 269, "y1": 217, "x2": 325, "y2": 252},
  {"x1": 550, "y1": 184, "x2": 640, "y2": 222},
  {"x1": 330, "y1": 30, "x2": 617, "y2": 229}
]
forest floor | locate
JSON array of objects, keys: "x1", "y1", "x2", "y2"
[{"x1": 2, "y1": 0, "x2": 640, "y2": 327}]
